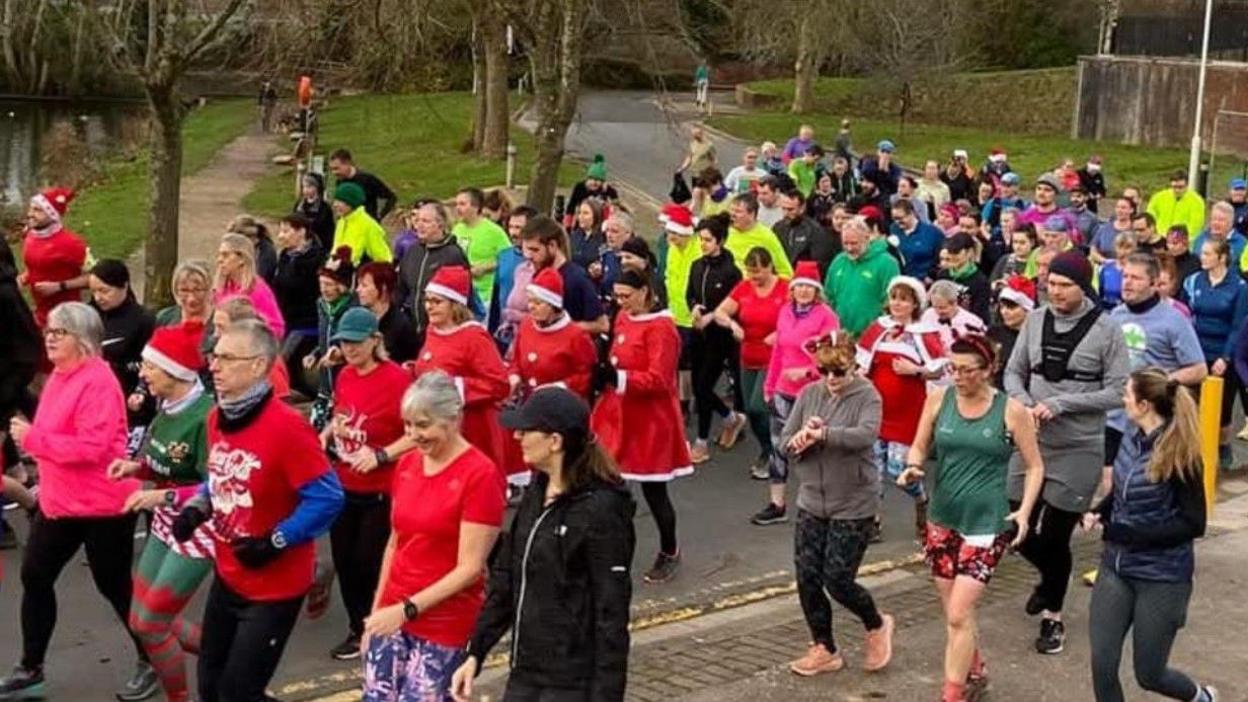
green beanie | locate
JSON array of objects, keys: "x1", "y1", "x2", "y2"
[
  {"x1": 334, "y1": 182, "x2": 366, "y2": 209},
  {"x1": 585, "y1": 154, "x2": 607, "y2": 181}
]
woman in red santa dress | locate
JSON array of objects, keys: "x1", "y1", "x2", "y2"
[
  {"x1": 405, "y1": 266, "x2": 511, "y2": 481},
  {"x1": 20, "y1": 187, "x2": 88, "y2": 328},
  {"x1": 592, "y1": 268, "x2": 691, "y2": 584},
  {"x1": 855, "y1": 275, "x2": 948, "y2": 544}
]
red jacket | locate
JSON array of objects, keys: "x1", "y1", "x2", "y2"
[{"x1": 591, "y1": 310, "x2": 691, "y2": 481}]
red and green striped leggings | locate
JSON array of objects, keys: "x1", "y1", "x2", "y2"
[{"x1": 128, "y1": 537, "x2": 212, "y2": 702}]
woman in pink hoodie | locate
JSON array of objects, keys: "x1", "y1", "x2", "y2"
[
  {"x1": 754, "y1": 261, "x2": 840, "y2": 526},
  {"x1": 1, "y1": 301, "x2": 151, "y2": 699},
  {"x1": 213, "y1": 232, "x2": 286, "y2": 339}
]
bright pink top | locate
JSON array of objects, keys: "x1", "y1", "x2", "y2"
[
  {"x1": 214, "y1": 277, "x2": 286, "y2": 339},
  {"x1": 764, "y1": 302, "x2": 840, "y2": 400},
  {"x1": 23, "y1": 357, "x2": 137, "y2": 518}
]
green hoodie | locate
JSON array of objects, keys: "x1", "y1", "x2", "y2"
[{"x1": 823, "y1": 238, "x2": 900, "y2": 336}]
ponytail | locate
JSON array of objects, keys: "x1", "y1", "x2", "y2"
[
  {"x1": 561, "y1": 430, "x2": 623, "y2": 492},
  {"x1": 1131, "y1": 369, "x2": 1202, "y2": 484}
]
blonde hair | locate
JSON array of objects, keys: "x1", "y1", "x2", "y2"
[
  {"x1": 1130, "y1": 368, "x2": 1202, "y2": 484},
  {"x1": 215, "y1": 233, "x2": 257, "y2": 293}
]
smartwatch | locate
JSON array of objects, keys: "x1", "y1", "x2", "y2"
[
  {"x1": 162, "y1": 489, "x2": 177, "y2": 506},
  {"x1": 271, "y1": 531, "x2": 288, "y2": 550},
  {"x1": 374, "y1": 447, "x2": 389, "y2": 465},
  {"x1": 402, "y1": 598, "x2": 419, "y2": 621}
]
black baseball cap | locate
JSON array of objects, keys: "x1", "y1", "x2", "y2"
[{"x1": 500, "y1": 386, "x2": 590, "y2": 435}]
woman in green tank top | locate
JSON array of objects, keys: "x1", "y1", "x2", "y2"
[{"x1": 898, "y1": 333, "x2": 1045, "y2": 702}]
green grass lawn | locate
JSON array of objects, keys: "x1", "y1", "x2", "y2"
[
  {"x1": 66, "y1": 98, "x2": 252, "y2": 259},
  {"x1": 242, "y1": 92, "x2": 579, "y2": 217},
  {"x1": 709, "y1": 112, "x2": 1248, "y2": 200}
]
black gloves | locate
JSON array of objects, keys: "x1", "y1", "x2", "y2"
[
  {"x1": 171, "y1": 505, "x2": 209, "y2": 543},
  {"x1": 232, "y1": 533, "x2": 284, "y2": 569},
  {"x1": 595, "y1": 362, "x2": 618, "y2": 391}
]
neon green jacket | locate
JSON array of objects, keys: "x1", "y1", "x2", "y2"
[
  {"x1": 725, "y1": 222, "x2": 794, "y2": 277},
  {"x1": 1146, "y1": 189, "x2": 1206, "y2": 243},
  {"x1": 823, "y1": 238, "x2": 900, "y2": 336},
  {"x1": 332, "y1": 208, "x2": 393, "y2": 264},
  {"x1": 664, "y1": 235, "x2": 703, "y2": 328}
]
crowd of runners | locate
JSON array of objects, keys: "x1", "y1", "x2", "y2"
[{"x1": 0, "y1": 119, "x2": 1242, "y2": 701}]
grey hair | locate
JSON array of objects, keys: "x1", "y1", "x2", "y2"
[
  {"x1": 48, "y1": 301, "x2": 103, "y2": 356},
  {"x1": 605, "y1": 212, "x2": 634, "y2": 235},
  {"x1": 844, "y1": 216, "x2": 870, "y2": 236},
  {"x1": 1113, "y1": 231, "x2": 1138, "y2": 250},
  {"x1": 928, "y1": 279, "x2": 961, "y2": 303},
  {"x1": 1212, "y1": 200, "x2": 1234, "y2": 220},
  {"x1": 401, "y1": 370, "x2": 463, "y2": 423},
  {"x1": 222, "y1": 318, "x2": 278, "y2": 372},
  {"x1": 172, "y1": 259, "x2": 212, "y2": 289}
]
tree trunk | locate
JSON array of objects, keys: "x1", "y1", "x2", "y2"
[
  {"x1": 523, "y1": 0, "x2": 587, "y2": 214},
  {"x1": 481, "y1": 13, "x2": 510, "y2": 159},
  {"x1": 792, "y1": 13, "x2": 819, "y2": 113},
  {"x1": 144, "y1": 83, "x2": 184, "y2": 308},
  {"x1": 470, "y1": 19, "x2": 487, "y2": 152}
]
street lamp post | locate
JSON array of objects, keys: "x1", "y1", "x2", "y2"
[{"x1": 1188, "y1": 0, "x2": 1215, "y2": 185}]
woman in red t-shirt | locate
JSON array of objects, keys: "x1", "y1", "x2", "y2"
[
  {"x1": 713, "y1": 246, "x2": 789, "y2": 479},
  {"x1": 322, "y1": 307, "x2": 415, "y2": 660},
  {"x1": 855, "y1": 276, "x2": 947, "y2": 542},
  {"x1": 361, "y1": 370, "x2": 505, "y2": 700}
]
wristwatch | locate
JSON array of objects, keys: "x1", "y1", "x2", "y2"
[
  {"x1": 374, "y1": 447, "x2": 389, "y2": 465},
  {"x1": 402, "y1": 598, "x2": 419, "y2": 621},
  {"x1": 162, "y1": 489, "x2": 177, "y2": 506},
  {"x1": 271, "y1": 531, "x2": 288, "y2": 549}
]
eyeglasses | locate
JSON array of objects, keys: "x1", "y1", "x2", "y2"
[
  {"x1": 206, "y1": 352, "x2": 261, "y2": 365},
  {"x1": 43, "y1": 327, "x2": 70, "y2": 340}
]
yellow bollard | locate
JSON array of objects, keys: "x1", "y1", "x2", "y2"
[{"x1": 1198, "y1": 376, "x2": 1223, "y2": 517}]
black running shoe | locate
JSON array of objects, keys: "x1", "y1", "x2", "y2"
[
  {"x1": 329, "y1": 633, "x2": 362, "y2": 661},
  {"x1": 750, "y1": 502, "x2": 788, "y2": 526},
  {"x1": 643, "y1": 551, "x2": 681, "y2": 583},
  {"x1": 1035, "y1": 618, "x2": 1065, "y2": 655}
]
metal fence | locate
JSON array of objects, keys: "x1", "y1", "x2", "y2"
[{"x1": 1114, "y1": 6, "x2": 1248, "y2": 58}]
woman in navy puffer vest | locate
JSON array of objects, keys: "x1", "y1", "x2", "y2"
[{"x1": 1086, "y1": 368, "x2": 1215, "y2": 702}]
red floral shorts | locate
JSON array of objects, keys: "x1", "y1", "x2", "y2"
[{"x1": 923, "y1": 522, "x2": 1011, "y2": 584}]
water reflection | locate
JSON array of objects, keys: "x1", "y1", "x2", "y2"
[{"x1": 0, "y1": 99, "x2": 144, "y2": 205}]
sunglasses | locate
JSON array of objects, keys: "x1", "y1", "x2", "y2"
[{"x1": 820, "y1": 365, "x2": 851, "y2": 378}]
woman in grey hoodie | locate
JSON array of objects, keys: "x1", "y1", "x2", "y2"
[{"x1": 780, "y1": 331, "x2": 895, "y2": 677}]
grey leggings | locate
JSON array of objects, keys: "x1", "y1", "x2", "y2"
[{"x1": 1088, "y1": 567, "x2": 1199, "y2": 701}]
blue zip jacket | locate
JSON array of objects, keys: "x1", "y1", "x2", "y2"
[
  {"x1": 1183, "y1": 269, "x2": 1248, "y2": 361},
  {"x1": 889, "y1": 221, "x2": 944, "y2": 280},
  {"x1": 1191, "y1": 230, "x2": 1246, "y2": 272},
  {"x1": 1099, "y1": 425, "x2": 1205, "y2": 583}
]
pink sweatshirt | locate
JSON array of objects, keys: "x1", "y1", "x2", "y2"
[
  {"x1": 764, "y1": 302, "x2": 840, "y2": 400},
  {"x1": 23, "y1": 357, "x2": 137, "y2": 518},
  {"x1": 215, "y1": 277, "x2": 287, "y2": 339}
]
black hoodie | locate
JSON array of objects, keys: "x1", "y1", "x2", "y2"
[
  {"x1": 294, "y1": 172, "x2": 336, "y2": 251},
  {"x1": 467, "y1": 472, "x2": 635, "y2": 700},
  {"x1": 94, "y1": 295, "x2": 156, "y2": 426}
]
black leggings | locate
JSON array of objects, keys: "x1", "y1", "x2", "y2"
[
  {"x1": 329, "y1": 491, "x2": 391, "y2": 636},
  {"x1": 1011, "y1": 499, "x2": 1082, "y2": 614},
  {"x1": 0, "y1": 374, "x2": 37, "y2": 470},
  {"x1": 20, "y1": 511, "x2": 144, "y2": 669},
  {"x1": 691, "y1": 330, "x2": 739, "y2": 440},
  {"x1": 794, "y1": 511, "x2": 884, "y2": 652},
  {"x1": 503, "y1": 677, "x2": 589, "y2": 701},
  {"x1": 640, "y1": 482, "x2": 678, "y2": 556},
  {"x1": 198, "y1": 577, "x2": 303, "y2": 702},
  {"x1": 1089, "y1": 567, "x2": 1199, "y2": 701}
]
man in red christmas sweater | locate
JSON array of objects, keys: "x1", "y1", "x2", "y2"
[
  {"x1": 171, "y1": 319, "x2": 343, "y2": 702},
  {"x1": 19, "y1": 187, "x2": 88, "y2": 327}
]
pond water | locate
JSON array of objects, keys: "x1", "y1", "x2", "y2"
[{"x1": 0, "y1": 98, "x2": 144, "y2": 206}]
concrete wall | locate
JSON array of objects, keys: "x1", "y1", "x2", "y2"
[{"x1": 1075, "y1": 55, "x2": 1248, "y2": 155}]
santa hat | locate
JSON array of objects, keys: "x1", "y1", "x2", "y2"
[
  {"x1": 319, "y1": 246, "x2": 355, "y2": 287},
  {"x1": 425, "y1": 266, "x2": 471, "y2": 306},
  {"x1": 142, "y1": 323, "x2": 203, "y2": 382},
  {"x1": 526, "y1": 267, "x2": 564, "y2": 309},
  {"x1": 888, "y1": 275, "x2": 928, "y2": 310},
  {"x1": 659, "y1": 203, "x2": 695, "y2": 236},
  {"x1": 791, "y1": 260, "x2": 822, "y2": 291},
  {"x1": 989, "y1": 148, "x2": 1007, "y2": 163},
  {"x1": 998, "y1": 274, "x2": 1036, "y2": 311},
  {"x1": 31, "y1": 187, "x2": 75, "y2": 224}
]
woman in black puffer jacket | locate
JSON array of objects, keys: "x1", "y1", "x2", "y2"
[{"x1": 452, "y1": 387, "x2": 636, "y2": 702}]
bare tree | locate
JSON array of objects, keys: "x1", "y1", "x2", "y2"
[
  {"x1": 100, "y1": 0, "x2": 248, "y2": 306},
  {"x1": 468, "y1": 6, "x2": 510, "y2": 157},
  {"x1": 498, "y1": 0, "x2": 589, "y2": 213},
  {"x1": 730, "y1": 0, "x2": 849, "y2": 114}
]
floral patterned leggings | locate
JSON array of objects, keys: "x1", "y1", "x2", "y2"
[{"x1": 362, "y1": 631, "x2": 466, "y2": 701}]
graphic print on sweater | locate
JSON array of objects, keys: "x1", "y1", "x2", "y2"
[{"x1": 207, "y1": 443, "x2": 260, "y2": 539}]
